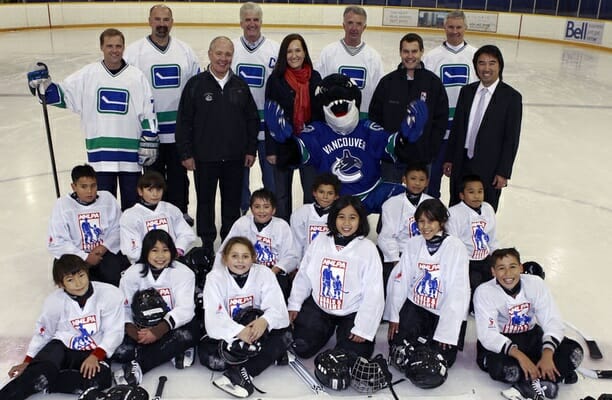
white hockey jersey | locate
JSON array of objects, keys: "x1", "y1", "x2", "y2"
[
  {"x1": 26, "y1": 281, "x2": 124, "y2": 358},
  {"x1": 120, "y1": 201, "x2": 196, "y2": 263},
  {"x1": 54, "y1": 62, "x2": 156, "y2": 172},
  {"x1": 474, "y1": 274, "x2": 565, "y2": 354},
  {"x1": 317, "y1": 40, "x2": 384, "y2": 117},
  {"x1": 232, "y1": 36, "x2": 279, "y2": 139},
  {"x1": 48, "y1": 191, "x2": 122, "y2": 260},
  {"x1": 447, "y1": 201, "x2": 498, "y2": 261},
  {"x1": 377, "y1": 193, "x2": 433, "y2": 263},
  {"x1": 213, "y1": 215, "x2": 300, "y2": 274},
  {"x1": 288, "y1": 234, "x2": 384, "y2": 341},
  {"x1": 124, "y1": 36, "x2": 200, "y2": 144},
  {"x1": 290, "y1": 203, "x2": 330, "y2": 260},
  {"x1": 119, "y1": 260, "x2": 195, "y2": 330},
  {"x1": 203, "y1": 265, "x2": 289, "y2": 343},
  {"x1": 385, "y1": 235, "x2": 469, "y2": 345}
]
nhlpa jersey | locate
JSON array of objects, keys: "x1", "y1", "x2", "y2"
[
  {"x1": 288, "y1": 234, "x2": 384, "y2": 341},
  {"x1": 204, "y1": 265, "x2": 289, "y2": 343},
  {"x1": 423, "y1": 42, "x2": 477, "y2": 138},
  {"x1": 48, "y1": 191, "x2": 122, "y2": 260},
  {"x1": 119, "y1": 261, "x2": 195, "y2": 329},
  {"x1": 26, "y1": 281, "x2": 124, "y2": 358},
  {"x1": 474, "y1": 274, "x2": 565, "y2": 354},
  {"x1": 124, "y1": 36, "x2": 200, "y2": 144},
  {"x1": 213, "y1": 215, "x2": 299, "y2": 274},
  {"x1": 298, "y1": 120, "x2": 397, "y2": 196},
  {"x1": 232, "y1": 36, "x2": 279, "y2": 139},
  {"x1": 447, "y1": 201, "x2": 498, "y2": 261},
  {"x1": 290, "y1": 203, "x2": 330, "y2": 260},
  {"x1": 377, "y1": 192, "x2": 433, "y2": 263},
  {"x1": 317, "y1": 40, "x2": 384, "y2": 117},
  {"x1": 120, "y1": 201, "x2": 196, "y2": 262},
  {"x1": 385, "y1": 235, "x2": 469, "y2": 345},
  {"x1": 51, "y1": 62, "x2": 156, "y2": 173}
]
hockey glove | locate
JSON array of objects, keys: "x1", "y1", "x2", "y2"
[
  {"x1": 138, "y1": 134, "x2": 159, "y2": 166},
  {"x1": 400, "y1": 100, "x2": 428, "y2": 143},
  {"x1": 27, "y1": 62, "x2": 52, "y2": 96},
  {"x1": 264, "y1": 100, "x2": 293, "y2": 143}
]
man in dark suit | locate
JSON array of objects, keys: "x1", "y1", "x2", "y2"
[{"x1": 443, "y1": 45, "x2": 522, "y2": 211}]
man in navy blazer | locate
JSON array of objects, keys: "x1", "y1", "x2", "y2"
[{"x1": 443, "y1": 45, "x2": 522, "y2": 211}]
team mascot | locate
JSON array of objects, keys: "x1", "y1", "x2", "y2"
[{"x1": 265, "y1": 73, "x2": 428, "y2": 214}]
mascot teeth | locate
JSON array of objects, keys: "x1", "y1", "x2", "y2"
[{"x1": 316, "y1": 74, "x2": 362, "y2": 136}]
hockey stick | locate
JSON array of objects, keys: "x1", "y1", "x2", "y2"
[
  {"x1": 564, "y1": 321, "x2": 603, "y2": 359},
  {"x1": 153, "y1": 375, "x2": 168, "y2": 400},
  {"x1": 287, "y1": 350, "x2": 329, "y2": 396},
  {"x1": 577, "y1": 367, "x2": 612, "y2": 379},
  {"x1": 35, "y1": 62, "x2": 60, "y2": 198}
]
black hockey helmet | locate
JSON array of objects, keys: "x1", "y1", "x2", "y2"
[
  {"x1": 78, "y1": 387, "x2": 106, "y2": 400},
  {"x1": 131, "y1": 288, "x2": 169, "y2": 328},
  {"x1": 350, "y1": 354, "x2": 394, "y2": 394},
  {"x1": 389, "y1": 339, "x2": 416, "y2": 372},
  {"x1": 314, "y1": 348, "x2": 356, "y2": 390},
  {"x1": 404, "y1": 346, "x2": 448, "y2": 389},
  {"x1": 199, "y1": 334, "x2": 227, "y2": 371},
  {"x1": 522, "y1": 261, "x2": 545, "y2": 280},
  {"x1": 178, "y1": 246, "x2": 214, "y2": 289},
  {"x1": 105, "y1": 385, "x2": 149, "y2": 400},
  {"x1": 219, "y1": 308, "x2": 266, "y2": 365}
]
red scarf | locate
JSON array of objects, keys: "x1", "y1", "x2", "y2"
[{"x1": 284, "y1": 64, "x2": 312, "y2": 135}]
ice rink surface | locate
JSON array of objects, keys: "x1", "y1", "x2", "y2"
[{"x1": 0, "y1": 24, "x2": 611, "y2": 399}]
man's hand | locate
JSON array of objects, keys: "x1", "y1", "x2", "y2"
[
  {"x1": 387, "y1": 322, "x2": 400, "y2": 341},
  {"x1": 492, "y1": 175, "x2": 508, "y2": 190},
  {"x1": 181, "y1": 157, "x2": 195, "y2": 171},
  {"x1": 443, "y1": 162, "x2": 453, "y2": 177},
  {"x1": 244, "y1": 154, "x2": 255, "y2": 168}
]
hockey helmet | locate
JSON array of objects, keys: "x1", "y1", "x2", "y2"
[
  {"x1": 350, "y1": 354, "x2": 394, "y2": 394},
  {"x1": 178, "y1": 246, "x2": 214, "y2": 289},
  {"x1": 314, "y1": 73, "x2": 361, "y2": 135},
  {"x1": 105, "y1": 385, "x2": 149, "y2": 400},
  {"x1": 389, "y1": 339, "x2": 416, "y2": 372},
  {"x1": 404, "y1": 346, "x2": 448, "y2": 389},
  {"x1": 219, "y1": 307, "x2": 266, "y2": 365},
  {"x1": 131, "y1": 288, "x2": 169, "y2": 328},
  {"x1": 314, "y1": 348, "x2": 356, "y2": 391},
  {"x1": 522, "y1": 261, "x2": 545, "y2": 280},
  {"x1": 78, "y1": 387, "x2": 106, "y2": 400},
  {"x1": 199, "y1": 334, "x2": 227, "y2": 371}
]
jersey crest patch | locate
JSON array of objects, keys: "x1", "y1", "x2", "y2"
[
  {"x1": 308, "y1": 225, "x2": 328, "y2": 243},
  {"x1": 254, "y1": 235, "x2": 276, "y2": 267},
  {"x1": 78, "y1": 212, "x2": 103, "y2": 252},
  {"x1": 146, "y1": 217, "x2": 170, "y2": 233},
  {"x1": 69, "y1": 315, "x2": 98, "y2": 351},
  {"x1": 339, "y1": 66, "x2": 367, "y2": 89},
  {"x1": 97, "y1": 88, "x2": 129, "y2": 114},
  {"x1": 440, "y1": 65, "x2": 470, "y2": 87},
  {"x1": 319, "y1": 258, "x2": 347, "y2": 311},
  {"x1": 413, "y1": 262, "x2": 441, "y2": 309},
  {"x1": 470, "y1": 221, "x2": 490, "y2": 259},
  {"x1": 236, "y1": 64, "x2": 265, "y2": 88},
  {"x1": 332, "y1": 149, "x2": 363, "y2": 183},
  {"x1": 151, "y1": 64, "x2": 181, "y2": 88},
  {"x1": 158, "y1": 287, "x2": 174, "y2": 309},
  {"x1": 408, "y1": 216, "x2": 420, "y2": 238},
  {"x1": 229, "y1": 296, "x2": 254, "y2": 319},
  {"x1": 503, "y1": 303, "x2": 532, "y2": 334}
]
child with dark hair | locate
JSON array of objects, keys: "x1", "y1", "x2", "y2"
[
  {"x1": 288, "y1": 195, "x2": 384, "y2": 359},
  {"x1": 385, "y1": 198, "x2": 469, "y2": 368},
  {"x1": 1, "y1": 254, "x2": 124, "y2": 399},
  {"x1": 120, "y1": 170, "x2": 196, "y2": 263},
  {"x1": 115, "y1": 230, "x2": 198, "y2": 385}
]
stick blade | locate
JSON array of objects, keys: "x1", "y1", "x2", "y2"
[{"x1": 586, "y1": 340, "x2": 603, "y2": 359}]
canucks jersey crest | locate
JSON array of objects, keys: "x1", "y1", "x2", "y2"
[
  {"x1": 338, "y1": 66, "x2": 367, "y2": 89},
  {"x1": 440, "y1": 64, "x2": 470, "y2": 87},
  {"x1": 236, "y1": 64, "x2": 266, "y2": 88},
  {"x1": 97, "y1": 88, "x2": 129, "y2": 114},
  {"x1": 151, "y1": 64, "x2": 181, "y2": 88},
  {"x1": 332, "y1": 149, "x2": 363, "y2": 183}
]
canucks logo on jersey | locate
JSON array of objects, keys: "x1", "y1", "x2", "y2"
[
  {"x1": 338, "y1": 66, "x2": 367, "y2": 89},
  {"x1": 440, "y1": 65, "x2": 470, "y2": 87},
  {"x1": 97, "y1": 88, "x2": 129, "y2": 114},
  {"x1": 151, "y1": 64, "x2": 181, "y2": 88},
  {"x1": 236, "y1": 64, "x2": 266, "y2": 88},
  {"x1": 332, "y1": 149, "x2": 363, "y2": 183}
]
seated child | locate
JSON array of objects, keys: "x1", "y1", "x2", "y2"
[
  {"x1": 290, "y1": 172, "x2": 341, "y2": 260},
  {"x1": 288, "y1": 195, "x2": 384, "y2": 359},
  {"x1": 202, "y1": 236, "x2": 290, "y2": 398},
  {"x1": 114, "y1": 230, "x2": 199, "y2": 385},
  {"x1": 120, "y1": 170, "x2": 196, "y2": 263},
  {"x1": 447, "y1": 174, "x2": 498, "y2": 309},
  {"x1": 48, "y1": 164, "x2": 129, "y2": 286},
  {"x1": 0, "y1": 254, "x2": 124, "y2": 399},
  {"x1": 385, "y1": 198, "x2": 469, "y2": 369},
  {"x1": 474, "y1": 248, "x2": 583, "y2": 400}
]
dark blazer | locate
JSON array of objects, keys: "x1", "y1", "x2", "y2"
[{"x1": 446, "y1": 80, "x2": 522, "y2": 207}]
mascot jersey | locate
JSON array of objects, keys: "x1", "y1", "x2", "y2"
[{"x1": 297, "y1": 120, "x2": 397, "y2": 196}]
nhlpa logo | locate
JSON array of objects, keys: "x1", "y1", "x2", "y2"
[
  {"x1": 308, "y1": 225, "x2": 328, "y2": 243},
  {"x1": 471, "y1": 221, "x2": 490, "y2": 259},
  {"x1": 146, "y1": 217, "x2": 169, "y2": 233},
  {"x1": 236, "y1": 64, "x2": 265, "y2": 88},
  {"x1": 440, "y1": 65, "x2": 470, "y2": 87},
  {"x1": 319, "y1": 258, "x2": 347, "y2": 311},
  {"x1": 151, "y1": 64, "x2": 181, "y2": 88},
  {"x1": 504, "y1": 303, "x2": 532, "y2": 334},
  {"x1": 408, "y1": 216, "x2": 420, "y2": 238},
  {"x1": 79, "y1": 212, "x2": 103, "y2": 252},
  {"x1": 97, "y1": 88, "x2": 129, "y2": 114},
  {"x1": 229, "y1": 296, "x2": 254, "y2": 318},
  {"x1": 413, "y1": 262, "x2": 441, "y2": 309},
  {"x1": 332, "y1": 149, "x2": 363, "y2": 183},
  {"x1": 70, "y1": 315, "x2": 98, "y2": 351},
  {"x1": 339, "y1": 67, "x2": 367, "y2": 89},
  {"x1": 254, "y1": 235, "x2": 276, "y2": 267}
]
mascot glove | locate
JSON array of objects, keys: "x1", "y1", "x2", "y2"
[
  {"x1": 138, "y1": 134, "x2": 159, "y2": 166},
  {"x1": 264, "y1": 100, "x2": 293, "y2": 143},
  {"x1": 400, "y1": 100, "x2": 429, "y2": 143}
]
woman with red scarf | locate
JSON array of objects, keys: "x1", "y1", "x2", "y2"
[{"x1": 265, "y1": 34, "x2": 323, "y2": 222}]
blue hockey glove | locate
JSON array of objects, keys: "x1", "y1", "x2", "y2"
[
  {"x1": 264, "y1": 100, "x2": 293, "y2": 143},
  {"x1": 138, "y1": 134, "x2": 159, "y2": 166},
  {"x1": 400, "y1": 100, "x2": 429, "y2": 143},
  {"x1": 27, "y1": 62, "x2": 52, "y2": 96}
]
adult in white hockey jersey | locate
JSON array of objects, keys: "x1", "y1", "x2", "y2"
[
  {"x1": 1, "y1": 255, "x2": 124, "y2": 399},
  {"x1": 423, "y1": 10, "x2": 477, "y2": 199},
  {"x1": 120, "y1": 171, "x2": 196, "y2": 263},
  {"x1": 288, "y1": 196, "x2": 384, "y2": 359},
  {"x1": 317, "y1": 6, "x2": 384, "y2": 118},
  {"x1": 124, "y1": 4, "x2": 200, "y2": 223},
  {"x1": 115, "y1": 230, "x2": 198, "y2": 385},
  {"x1": 48, "y1": 164, "x2": 128, "y2": 287},
  {"x1": 385, "y1": 198, "x2": 469, "y2": 367},
  {"x1": 28, "y1": 28, "x2": 158, "y2": 210},
  {"x1": 203, "y1": 237, "x2": 290, "y2": 398},
  {"x1": 474, "y1": 248, "x2": 582, "y2": 397}
]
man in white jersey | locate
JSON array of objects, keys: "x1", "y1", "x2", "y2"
[
  {"x1": 232, "y1": 2, "x2": 279, "y2": 214},
  {"x1": 124, "y1": 4, "x2": 200, "y2": 225},
  {"x1": 317, "y1": 6, "x2": 384, "y2": 119},
  {"x1": 423, "y1": 10, "x2": 477, "y2": 198}
]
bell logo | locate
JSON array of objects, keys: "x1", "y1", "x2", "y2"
[{"x1": 565, "y1": 21, "x2": 587, "y2": 40}]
